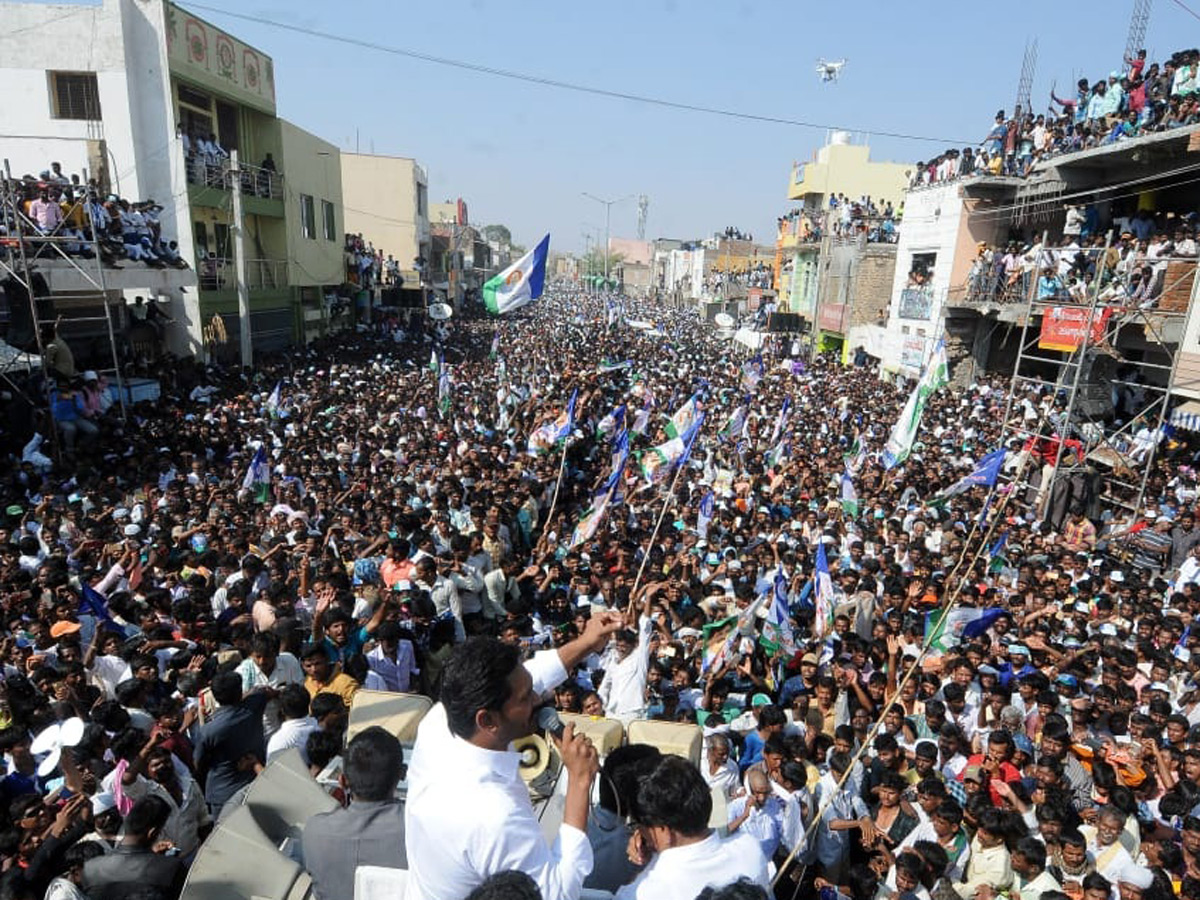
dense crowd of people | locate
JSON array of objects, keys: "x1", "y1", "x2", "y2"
[
  {"x1": 2, "y1": 165, "x2": 185, "y2": 269},
  {"x1": 963, "y1": 205, "x2": 1200, "y2": 305},
  {"x1": 912, "y1": 47, "x2": 1200, "y2": 187},
  {"x1": 0, "y1": 283, "x2": 1199, "y2": 900}
]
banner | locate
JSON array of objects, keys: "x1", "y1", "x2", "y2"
[{"x1": 1038, "y1": 306, "x2": 1112, "y2": 352}]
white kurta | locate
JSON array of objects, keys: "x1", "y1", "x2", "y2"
[
  {"x1": 613, "y1": 830, "x2": 770, "y2": 900},
  {"x1": 404, "y1": 649, "x2": 593, "y2": 900}
]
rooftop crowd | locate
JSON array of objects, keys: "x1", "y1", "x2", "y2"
[
  {"x1": 0, "y1": 285, "x2": 1199, "y2": 900},
  {"x1": 2, "y1": 163, "x2": 186, "y2": 269},
  {"x1": 911, "y1": 47, "x2": 1200, "y2": 187}
]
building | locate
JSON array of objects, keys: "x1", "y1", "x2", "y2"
[
  {"x1": 429, "y1": 198, "x2": 503, "y2": 306},
  {"x1": 779, "y1": 133, "x2": 907, "y2": 351},
  {"x1": 341, "y1": 152, "x2": 429, "y2": 305},
  {"x1": 0, "y1": 0, "x2": 356, "y2": 361},
  {"x1": 608, "y1": 237, "x2": 652, "y2": 296},
  {"x1": 278, "y1": 120, "x2": 344, "y2": 344}
]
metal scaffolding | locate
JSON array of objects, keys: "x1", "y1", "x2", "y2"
[
  {"x1": 1, "y1": 159, "x2": 128, "y2": 459},
  {"x1": 996, "y1": 232, "x2": 1195, "y2": 532}
]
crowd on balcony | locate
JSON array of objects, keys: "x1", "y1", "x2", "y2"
[
  {"x1": 964, "y1": 204, "x2": 1200, "y2": 306},
  {"x1": 912, "y1": 46, "x2": 1200, "y2": 187},
  {"x1": 704, "y1": 261, "x2": 774, "y2": 295},
  {"x1": 179, "y1": 126, "x2": 280, "y2": 199},
  {"x1": 778, "y1": 197, "x2": 900, "y2": 247},
  {"x1": 344, "y1": 233, "x2": 382, "y2": 290},
  {"x1": 1, "y1": 164, "x2": 186, "y2": 269}
]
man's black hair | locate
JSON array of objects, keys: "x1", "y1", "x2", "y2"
[
  {"x1": 210, "y1": 671, "x2": 243, "y2": 706},
  {"x1": 696, "y1": 879, "x2": 771, "y2": 900},
  {"x1": 343, "y1": 726, "x2": 405, "y2": 802},
  {"x1": 598, "y1": 743, "x2": 661, "y2": 815},
  {"x1": 440, "y1": 637, "x2": 521, "y2": 739},
  {"x1": 125, "y1": 795, "x2": 171, "y2": 840},
  {"x1": 464, "y1": 870, "x2": 541, "y2": 900},
  {"x1": 632, "y1": 756, "x2": 712, "y2": 836},
  {"x1": 310, "y1": 691, "x2": 345, "y2": 723},
  {"x1": 1014, "y1": 836, "x2": 1046, "y2": 870},
  {"x1": 279, "y1": 684, "x2": 310, "y2": 720}
]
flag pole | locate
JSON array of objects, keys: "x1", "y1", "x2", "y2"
[
  {"x1": 542, "y1": 434, "x2": 571, "y2": 546},
  {"x1": 627, "y1": 426, "x2": 701, "y2": 613}
]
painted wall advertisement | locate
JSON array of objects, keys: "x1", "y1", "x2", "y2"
[{"x1": 900, "y1": 336, "x2": 927, "y2": 370}]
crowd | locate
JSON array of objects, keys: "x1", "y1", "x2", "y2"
[
  {"x1": 344, "y1": 233, "x2": 383, "y2": 290},
  {"x1": 2, "y1": 166, "x2": 186, "y2": 269},
  {"x1": 1, "y1": 284, "x2": 1200, "y2": 900},
  {"x1": 911, "y1": 47, "x2": 1200, "y2": 187},
  {"x1": 963, "y1": 204, "x2": 1200, "y2": 305},
  {"x1": 179, "y1": 126, "x2": 281, "y2": 200}
]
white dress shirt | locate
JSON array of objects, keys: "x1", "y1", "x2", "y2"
[
  {"x1": 613, "y1": 830, "x2": 770, "y2": 900},
  {"x1": 405, "y1": 649, "x2": 593, "y2": 900},
  {"x1": 597, "y1": 616, "x2": 652, "y2": 720},
  {"x1": 267, "y1": 716, "x2": 317, "y2": 763},
  {"x1": 236, "y1": 652, "x2": 304, "y2": 736},
  {"x1": 366, "y1": 641, "x2": 420, "y2": 692}
]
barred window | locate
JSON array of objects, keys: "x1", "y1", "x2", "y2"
[{"x1": 49, "y1": 72, "x2": 101, "y2": 120}]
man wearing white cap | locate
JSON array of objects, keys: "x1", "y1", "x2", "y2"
[{"x1": 1116, "y1": 862, "x2": 1154, "y2": 900}]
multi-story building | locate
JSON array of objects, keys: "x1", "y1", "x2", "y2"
[
  {"x1": 0, "y1": 0, "x2": 348, "y2": 360},
  {"x1": 341, "y1": 152, "x2": 429, "y2": 305},
  {"x1": 779, "y1": 132, "x2": 908, "y2": 352}
]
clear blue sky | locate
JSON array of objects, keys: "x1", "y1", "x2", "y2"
[{"x1": 34, "y1": 0, "x2": 1200, "y2": 252}]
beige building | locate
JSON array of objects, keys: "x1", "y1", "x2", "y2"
[
  {"x1": 279, "y1": 120, "x2": 344, "y2": 342},
  {"x1": 340, "y1": 152, "x2": 430, "y2": 289},
  {"x1": 788, "y1": 132, "x2": 910, "y2": 208}
]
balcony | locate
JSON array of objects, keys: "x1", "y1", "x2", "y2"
[
  {"x1": 185, "y1": 158, "x2": 285, "y2": 217},
  {"x1": 198, "y1": 257, "x2": 288, "y2": 292},
  {"x1": 776, "y1": 213, "x2": 823, "y2": 250}
]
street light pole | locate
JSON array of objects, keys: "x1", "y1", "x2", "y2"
[{"x1": 582, "y1": 192, "x2": 634, "y2": 288}]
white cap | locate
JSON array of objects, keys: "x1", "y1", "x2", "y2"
[
  {"x1": 123, "y1": 523, "x2": 141, "y2": 537},
  {"x1": 82, "y1": 370, "x2": 98, "y2": 381},
  {"x1": 1118, "y1": 865, "x2": 1154, "y2": 890},
  {"x1": 90, "y1": 792, "x2": 117, "y2": 816}
]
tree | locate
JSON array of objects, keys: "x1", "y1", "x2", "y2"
[
  {"x1": 482, "y1": 224, "x2": 512, "y2": 246},
  {"x1": 583, "y1": 247, "x2": 625, "y2": 277}
]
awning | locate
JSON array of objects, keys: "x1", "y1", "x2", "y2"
[{"x1": 1170, "y1": 400, "x2": 1200, "y2": 431}]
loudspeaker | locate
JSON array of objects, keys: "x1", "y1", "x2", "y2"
[
  {"x1": 766, "y1": 312, "x2": 802, "y2": 333},
  {"x1": 380, "y1": 287, "x2": 401, "y2": 307},
  {"x1": 236, "y1": 747, "x2": 338, "y2": 845},
  {"x1": 559, "y1": 713, "x2": 625, "y2": 757},
  {"x1": 347, "y1": 690, "x2": 433, "y2": 745},
  {"x1": 625, "y1": 720, "x2": 703, "y2": 765},
  {"x1": 180, "y1": 805, "x2": 312, "y2": 900}
]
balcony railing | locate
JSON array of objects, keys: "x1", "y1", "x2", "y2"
[
  {"x1": 198, "y1": 256, "x2": 288, "y2": 291},
  {"x1": 185, "y1": 157, "x2": 285, "y2": 200}
]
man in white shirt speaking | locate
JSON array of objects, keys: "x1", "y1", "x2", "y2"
[{"x1": 405, "y1": 612, "x2": 622, "y2": 900}]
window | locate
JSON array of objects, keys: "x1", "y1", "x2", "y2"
[
  {"x1": 178, "y1": 83, "x2": 213, "y2": 111},
  {"x1": 321, "y1": 200, "x2": 336, "y2": 241},
  {"x1": 49, "y1": 72, "x2": 101, "y2": 120},
  {"x1": 417, "y1": 182, "x2": 428, "y2": 217},
  {"x1": 300, "y1": 194, "x2": 316, "y2": 240}
]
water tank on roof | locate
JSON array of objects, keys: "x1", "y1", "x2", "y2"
[{"x1": 830, "y1": 130, "x2": 851, "y2": 146}]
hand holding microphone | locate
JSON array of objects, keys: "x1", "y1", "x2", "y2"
[{"x1": 539, "y1": 705, "x2": 598, "y2": 783}]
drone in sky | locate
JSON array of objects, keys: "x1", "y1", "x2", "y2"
[{"x1": 816, "y1": 58, "x2": 847, "y2": 83}]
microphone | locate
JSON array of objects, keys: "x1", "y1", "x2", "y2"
[{"x1": 535, "y1": 705, "x2": 565, "y2": 740}]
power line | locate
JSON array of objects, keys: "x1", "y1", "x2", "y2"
[
  {"x1": 186, "y1": 2, "x2": 972, "y2": 146},
  {"x1": 1168, "y1": 0, "x2": 1200, "y2": 23}
]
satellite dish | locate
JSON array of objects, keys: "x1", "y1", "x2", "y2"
[
  {"x1": 714, "y1": 313, "x2": 735, "y2": 328},
  {"x1": 31, "y1": 717, "x2": 86, "y2": 777},
  {"x1": 428, "y1": 302, "x2": 453, "y2": 321},
  {"x1": 513, "y1": 734, "x2": 550, "y2": 782}
]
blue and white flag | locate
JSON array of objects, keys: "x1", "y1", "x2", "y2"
[
  {"x1": 242, "y1": 446, "x2": 271, "y2": 503},
  {"x1": 697, "y1": 490, "x2": 715, "y2": 540},
  {"x1": 840, "y1": 471, "x2": 858, "y2": 517},
  {"x1": 597, "y1": 404, "x2": 626, "y2": 439},
  {"x1": 484, "y1": 234, "x2": 549, "y2": 315},
  {"x1": 265, "y1": 381, "x2": 282, "y2": 417},
  {"x1": 741, "y1": 354, "x2": 764, "y2": 392},
  {"x1": 666, "y1": 394, "x2": 700, "y2": 439},
  {"x1": 813, "y1": 541, "x2": 835, "y2": 639},
  {"x1": 527, "y1": 389, "x2": 578, "y2": 455},
  {"x1": 932, "y1": 448, "x2": 1006, "y2": 503},
  {"x1": 770, "y1": 397, "x2": 791, "y2": 445},
  {"x1": 761, "y1": 570, "x2": 797, "y2": 655}
]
